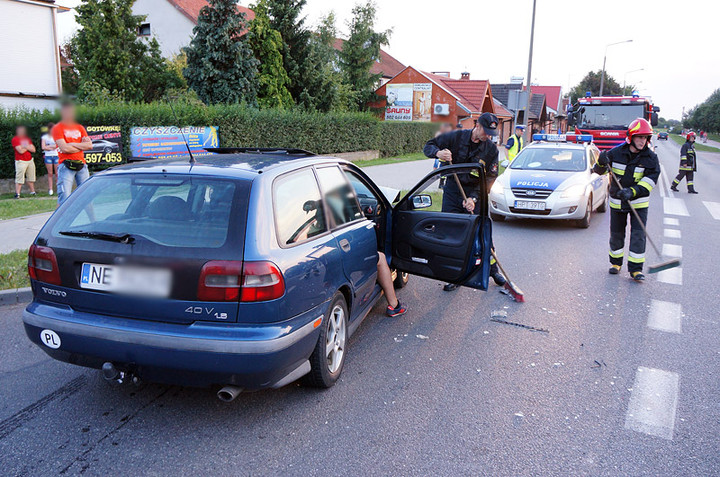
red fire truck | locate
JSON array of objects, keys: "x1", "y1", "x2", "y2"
[{"x1": 567, "y1": 93, "x2": 659, "y2": 150}]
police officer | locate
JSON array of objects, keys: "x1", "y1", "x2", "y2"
[
  {"x1": 505, "y1": 124, "x2": 525, "y2": 162},
  {"x1": 594, "y1": 118, "x2": 661, "y2": 281},
  {"x1": 423, "y1": 112, "x2": 506, "y2": 291},
  {"x1": 670, "y1": 132, "x2": 698, "y2": 194}
]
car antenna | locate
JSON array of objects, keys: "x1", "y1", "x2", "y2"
[{"x1": 166, "y1": 94, "x2": 195, "y2": 164}]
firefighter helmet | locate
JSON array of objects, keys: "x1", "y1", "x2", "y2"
[
  {"x1": 686, "y1": 131, "x2": 696, "y2": 140},
  {"x1": 627, "y1": 118, "x2": 654, "y2": 138}
]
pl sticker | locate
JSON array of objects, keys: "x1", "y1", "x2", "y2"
[{"x1": 40, "y1": 329, "x2": 61, "y2": 349}]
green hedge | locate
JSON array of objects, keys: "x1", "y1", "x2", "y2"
[{"x1": 0, "y1": 103, "x2": 437, "y2": 179}]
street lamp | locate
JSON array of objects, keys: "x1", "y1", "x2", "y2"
[
  {"x1": 623, "y1": 68, "x2": 644, "y2": 95},
  {"x1": 521, "y1": 0, "x2": 537, "y2": 139},
  {"x1": 599, "y1": 39, "x2": 633, "y2": 96}
]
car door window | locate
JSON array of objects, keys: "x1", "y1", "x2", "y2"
[
  {"x1": 344, "y1": 169, "x2": 382, "y2": 218},
  {"x1": 273, "y1": 168, "x2": 327, "y2": 246},
  {"x1": 316, "y1": 166, "x2": 363, "y2": 227}
]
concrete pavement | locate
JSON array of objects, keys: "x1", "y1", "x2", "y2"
[{"x1": 0, "y1": 212, "x2": 52, "y2": 254}]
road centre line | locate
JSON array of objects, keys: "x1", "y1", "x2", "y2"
[
  {"x1": 664, "y1": 229, "x2": 681, "y2": 239},
  {"x1": 662, "y1": 244, "x2": 682, "y2": 258},
  {"x1": 647, "y1": 300, "x2": 683, "y2": 334},
  {"x1": 663, "y1": 217, "x2": 680, "y2": 226},
  {"x1": 657, "y1": 267, "x2": 683, "y2": 285},
  {"x1": 663, "y1": 197, "x2": 689, "y2": 217},
  {"x1": 702, "y1": 201, "x2": 720, "y2": 220},
  {"x1": 625, "y1": 367, "x2": 680, "y2": 440}
]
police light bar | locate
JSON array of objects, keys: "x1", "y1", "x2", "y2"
[{"x1": 533, "y1": 134, "x2": 593, "y2": 143}]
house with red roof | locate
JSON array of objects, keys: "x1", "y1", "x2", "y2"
[
  {"x1": 132, "y1": 0, "x2": 255, "y2": 57},
  {"x1": 372, "y1": 67, "x2": 509, "y2": 139}
]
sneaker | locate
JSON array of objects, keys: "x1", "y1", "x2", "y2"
[
  {"x1": 48, "y1": 189, "x2": 53, "y2": 196},
  {"x1": 443, "y1": 283, "x2": 459, "y2": 292},
  {"x1": 386, "y1": 301, "x2": 407, "y2": 317},
  {"x1": 491, "y1": 272, "x2": 507, "y2": 286},
  {"x1": 631, "y1": 271, "x2": 645, "y2": 281},
  {"x1": 14, "y1": 193, "x2": 20, "y2": 199},
  {"x1": 609, "y1": 265, "x2": 621, "y2": 275},
  {"x1": 29, "y1": 192, "x2": 36, "y2": 196}
]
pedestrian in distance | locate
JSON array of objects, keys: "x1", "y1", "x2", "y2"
[
  {"x1": 671, "y1": 132, "x2": 698, "y2": 194},
  {"x1": 593, "y1": 118, "x2": 660, "y2": 281},
  {"x1": 11, "y1": 125, "x2": 37, "y2": 199},
  {"x1": 505, "y1": 124, "x2": 525, "y2": 162},
  {"x1": 423, "y1": 112, "x2": 506, "y2": 291},
  {"x1": 41, "y1": 122, "x2": 59, "y2": 196},
  {"x1": 52, "y1": 100, "x2": 93, "y2": 205}
]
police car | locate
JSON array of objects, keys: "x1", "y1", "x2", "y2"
[{"x1": 489, "y1": 134, "x2": 608, "y2": 228}]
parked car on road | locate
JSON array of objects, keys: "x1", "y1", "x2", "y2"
[
  {"x1": 489, "y1": 134, "x2": 608, "y2": 228},
  {"x1": 24, "y1": 149, "x2": 493, "y2": 398}
]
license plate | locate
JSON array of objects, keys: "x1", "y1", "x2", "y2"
[
  {"x1": 514, "y1": 200, "x2": 546, "y2": 210},
  {"x1": 80, "y1": 263, "x2": 172, "y2": 298}
]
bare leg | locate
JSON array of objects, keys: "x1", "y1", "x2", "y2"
[
  {"x1": 46, "y1": 163, "x2": 53, "y2": 191},
  {"x1": 15, "y1": 183, "x2": 22, "y2": 195},
  {"x1": 377, "y1": 252, "x2": 398, "y2": 308},
  {"x1": 28, "y1": 181, "x2": 35, "y2": 193}
]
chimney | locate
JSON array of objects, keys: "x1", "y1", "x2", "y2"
[{"x1": 460, "y1": 71, "x2": 470, "y2": 80}]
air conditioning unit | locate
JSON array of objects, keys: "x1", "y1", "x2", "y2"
[{"x1": 434, "y1": 104, "x2": 450, "y2": 115}]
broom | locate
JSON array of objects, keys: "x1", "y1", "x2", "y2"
[
  {"x1": 451, "y1": 173, "x2": 525, "y2": 302},
  {"x1": 608, "y1": 170, "x2": 680, "y2": 273}
]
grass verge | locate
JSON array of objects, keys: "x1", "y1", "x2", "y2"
[
  {"x1": 669, "y1": 135, "x2": 720, "y2": 153},
  {"x1": 354, "y1": 152, "x2": 428, "y2": 168},
  {"x1": 0, "y1": 193, "x2": 56, "y2": 220},
  {"x1": 0, "y1": 249, "x2": 29, "y2": 290}
]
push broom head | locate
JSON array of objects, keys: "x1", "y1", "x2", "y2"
[
  {"x1": 648, "y1": 258, "x2": 681, "y2": 274},
  {"x1": 503, "y1": 281, "x2": 525, "y2": 302}
]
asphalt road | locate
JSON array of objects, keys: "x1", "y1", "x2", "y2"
[{"x1": 2, "y1": 140, "x2": 719, "y2": 476}]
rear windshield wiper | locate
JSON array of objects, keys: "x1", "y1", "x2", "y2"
[{"x1": 59, "y1": 230, "x2": 136, "y2": 244}]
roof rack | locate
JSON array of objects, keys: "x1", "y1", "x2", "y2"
[{"x1": 204, "y1": 147, "x2": 315, "y2": 156}]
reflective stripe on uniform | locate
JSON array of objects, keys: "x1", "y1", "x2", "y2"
[
  {"x1": 609, "y1": 197, "x2": 622, "y2": 209},
  {"x1": 638, "y1": 176, "x2": 655, "y2": 192},
  {"x1": 611, "y1": 162, "x2": 626, "y2": 176},
  {"x1": 609, "y1": 248, "x2": 624, "y2": 258},
  {"x1": 679, "y1": 167, "x2": 693, "y2": 171},
  {"x1": 628, "y1": 251, "x2": 645, "y2": 263},
  {"x1": 633, "y1": 167, "x2": 645, "y2": 180},
  {"x1": 630, "y1": 196, "x2": 650, "y2": 208}
]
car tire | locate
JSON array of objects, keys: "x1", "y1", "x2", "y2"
[
  {"x1": 490, "y1": 213, "x2": 505, "y2": 222},
  {"x1": 103, "y1": 146, "x2": 112, "y2": 154},
  {"x1": 576, "y1": 196, "x2": 592, "y2": 228},
  {"x1": 597, "y1": 195, "x2": 607, "y2": 213},
  {"x1": 393, "y1": 271, "x2": 409, "y2": 289},
  {"x1": 303, "y1": 292, "x2": 348, "y2": 388}
]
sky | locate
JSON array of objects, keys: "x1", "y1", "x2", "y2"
[{"x1": 56, "y1": 0, "x2": 720, "y2": 119}]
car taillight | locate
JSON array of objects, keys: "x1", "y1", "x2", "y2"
[
  {"x1": 198, "y1": 260, "x2": 243, "y2": 301},
  {"x1": 240, "y1": 261, "x2": 285, "y2": 302},
  {"x1": 28, "y1": 244, "x2": 61, "y2": 285}
]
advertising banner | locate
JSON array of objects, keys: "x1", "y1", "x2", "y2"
[
  {"x1": 130, "y1": 126, "x2": 219, "y2": 158},
  {"x1": 412, "y1": 83, "x2": 432, "y2": 122},
  {"x1": 85, "y1": 126, "x2": 123, "y2": 165},
  {"x1": 385, "y1": 83, "x2": 413, "y2": 121}
]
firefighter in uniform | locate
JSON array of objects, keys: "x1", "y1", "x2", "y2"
[
  {"x1": 593, "y1": 118, "x2": 660, "y2": 281},
  {"x1": 670, "y1": 131, "x2": 698, "y2": 194},
  {"x1": 505, "y1": 124, "x2": 525, "y2": 162},
  {"x1": 423, "y1": 112, "x2": 506, "y2": 291}
]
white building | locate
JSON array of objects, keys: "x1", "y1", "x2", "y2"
[
  {"x1": 0, "y1": 0, "x2": 68, "y2": 110},
  {"x1": 132, "y1": 0, "x2": 254, "y2": 58}
]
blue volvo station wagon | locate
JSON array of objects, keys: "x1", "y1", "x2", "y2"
[{"x1": 23, "y1": 148, "x2": 493, "y2": 399}]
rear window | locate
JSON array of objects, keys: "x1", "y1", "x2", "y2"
[{"x1": 50, "y1": 174, "x2": 244, "y2": 248}]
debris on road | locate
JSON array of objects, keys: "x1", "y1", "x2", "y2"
[
  {"x1": 491, "y1": 310, "x2": 508, "y2": 319},
  {"x1": 490, "y1": 318, "x2": 549, "y2": 333},
  {"x1": 590, "y1": 360, "x2": 608, "y2": 369},
  {"x1": 416, "y1": 334, "x2": 429, "y2": 340}
]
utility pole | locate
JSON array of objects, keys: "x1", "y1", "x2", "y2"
[
  {"x1": 521, "y1": 0, "x2": 536, "y2": 140},
  {"x1": 600, "y1": 39, "x2": 633, "y2": 96}
]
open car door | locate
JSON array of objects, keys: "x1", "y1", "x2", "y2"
[{"x1": 389, "y1": 164, "x2": 492, "y2": 290}]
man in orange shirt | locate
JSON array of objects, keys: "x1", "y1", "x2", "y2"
[
  {"x1": 11, "y1": 125, "x2": 37, "y2": 199},
  {"x1": 52, "y1": 100, "x2": 93, "y2": 204}
]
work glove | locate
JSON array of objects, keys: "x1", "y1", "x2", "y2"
[
  {"x1": 617, "y1": 188, "x2": 634, "y2": 201},
  {"x1": 597, "y1": 151, "x2": 610, "y2": 166}
]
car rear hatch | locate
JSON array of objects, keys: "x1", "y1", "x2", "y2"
[{"x1": 31, "y1": 173, "x2": 250, "y2": 324}]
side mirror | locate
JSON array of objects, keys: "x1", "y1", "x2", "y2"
[
  {"x1": 500, "y1": 159, "x2": 510, "y2": 168},
  {"x1": 567, "y1": 112, "x2": 575, "y2": 127},
  {"x1": 412, "y1": 194, "x2": 432, "y2": 209},
  {"x1": 651, "y1": 112, "x2": 659, "y2": 127}
]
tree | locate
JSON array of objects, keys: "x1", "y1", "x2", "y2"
[
  {"x1": 184, "y1": 0, "x2": 258, "y2": 105},
  {"x1": 59, "y1": 43, "x2": 79, "y2": 95},
  {"x1": 339, "y1": 1, "x2": 391, "y2": 111},
  {"x1": 248, "y1": 0, "x2": 293, "y2": 109},
  {"x1": 265, "y1": 0, "x2": 323, "y2": 109},
  {"x1": 70, "y1": 0, "x2": 179, "y2": 102},
  {"x1": 569, "y1": 70, "x2": 631, "y2": 102},
  {"x1": 686, "y1": 89, "x2": 720, "y2": 132}
]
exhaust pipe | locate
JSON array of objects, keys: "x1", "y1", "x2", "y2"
[{"x1": 217, "y1": 385, "x2": 243, "y2": 402}]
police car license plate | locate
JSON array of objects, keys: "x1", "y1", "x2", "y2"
[
  {"x1": 514, "y1": 200, "x2": 546, "y2": 210},
  {"x1": 80, "y1": 262, "x2": 172, "y2": 298}
]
